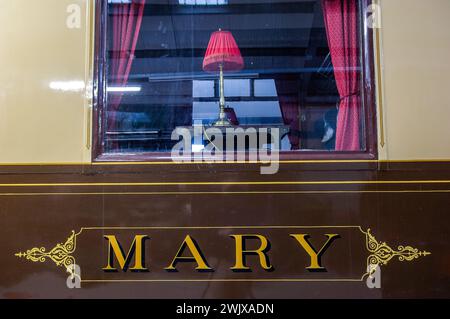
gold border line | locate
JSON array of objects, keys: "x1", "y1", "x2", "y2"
[
  {"x1": 1, "y1": 190, "x2": 450, "y2": 196},
  {"x1": 0, "y1": 180, "x2": 450, "y2": 187},
  {"x1": 78, "y1": 225, "x2": 363, "y2": 230},
  {"x1": 79, "y1": 225, "x2": 366, "y2": 283},
  {"x1": 81, "y1": 278, "x2": 363, "y2": 283}
]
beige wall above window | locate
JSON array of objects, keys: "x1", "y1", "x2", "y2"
[
  {"x1": 379, "y1": 0, "x2": 450, "y2": 160},
  {"x1": 0, "y1": 0, "x2": 93, "y2": 164},
  {"x1": 1, "y1": 0, "x2": 450, "y2": 163}
]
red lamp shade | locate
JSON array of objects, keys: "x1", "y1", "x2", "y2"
[{"x1": 203, "y1": 30, "x2": 244, "y2": 72}]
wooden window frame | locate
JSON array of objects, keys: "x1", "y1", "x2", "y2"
[{"x1": 92, "y1": 0, "x2": 378, "y2": 162}]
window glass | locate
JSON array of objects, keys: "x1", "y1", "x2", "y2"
[
  {"x1": 102, "y1": 0, "x2": 366, "y2": 154},
  {"x1": 254, "y1": 80, "x2": 277, "y2": 97}
]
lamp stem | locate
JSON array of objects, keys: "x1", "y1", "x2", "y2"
[
  {"x1": 219, "y1": 64, "x2": 225, "y2": 116},
  {"x1": 214, "y1": 64, "x2": 230, "y2": 126}
]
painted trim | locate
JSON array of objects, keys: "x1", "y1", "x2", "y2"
[{"x1": 0, "y1": 159, "x2": 450, "y2": 166}]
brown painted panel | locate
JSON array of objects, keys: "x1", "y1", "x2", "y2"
[{"x1": 0, "y1": 162, "x2": 449, "y2": 298}]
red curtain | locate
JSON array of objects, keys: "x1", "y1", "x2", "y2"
[
  {"x1": 275, "y1": 80, "x2": 300, "y2": 150},
  {"x1": 321, "y1": 0, "x2": 361, "y2": 151},
  {"x1": 109, "y1": 0, "x2": 146, "y2": 130}
]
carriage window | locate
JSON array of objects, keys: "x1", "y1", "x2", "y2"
[{"x1": 96, "y1": 0, "x2": 373, "y2": 157}]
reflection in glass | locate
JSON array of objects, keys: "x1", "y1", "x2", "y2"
[{"x1": 104, "y1": 0, "x2": 364, "y2": 153}]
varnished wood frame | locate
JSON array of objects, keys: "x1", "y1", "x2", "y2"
[{"x1": 92, "y1": 0, "x2": 378, "y2": 163}]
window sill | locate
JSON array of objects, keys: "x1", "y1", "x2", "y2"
[{"x1": 94, "y1": 150, "x2": 377, "y2": 164}]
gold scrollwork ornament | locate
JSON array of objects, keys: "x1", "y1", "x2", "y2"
[
  {"x1": 365, "y1": 228, "x2": 431, "y2": 273},
  {"x1": 15, "y1": 231, "x2": 77, "y2": 270}
]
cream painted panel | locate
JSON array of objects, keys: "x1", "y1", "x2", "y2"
[
  {"x1": 380, "y1": 0, "x2": 450, "y2": 160},
  {"x1": 0, "y1": 0, "x2": 92, "y2": 163}
]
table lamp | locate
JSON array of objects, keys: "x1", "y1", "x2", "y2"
[{"x1": 203, "y1": 29, "x2": 244, "y2": 126}]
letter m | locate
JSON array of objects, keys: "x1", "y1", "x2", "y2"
[{"x1": 103, "y1": 235, "x2": 149, "y2": 272}]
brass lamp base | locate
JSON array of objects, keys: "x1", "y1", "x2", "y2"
[{"x1": 212, "y1": 118, "x2": 231, "y2": 127}]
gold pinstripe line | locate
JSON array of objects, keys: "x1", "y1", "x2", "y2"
[
  {"x1": 0, "y1": 180, "x2": 449, "y2": 187},
  {"x1": 1, "y1": 190, "x2": 449, "y2": 196}
]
